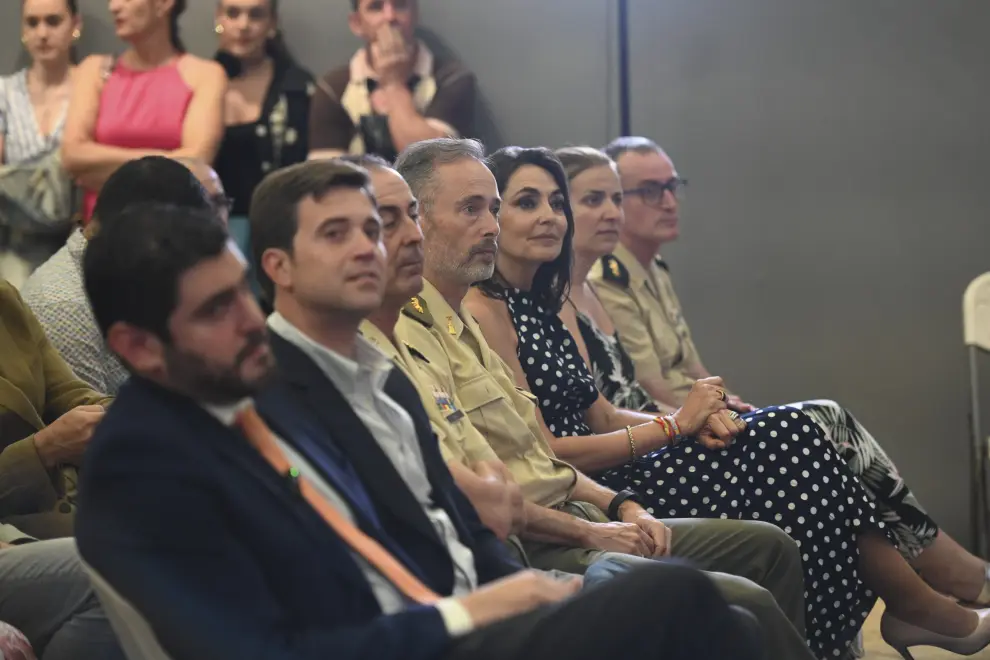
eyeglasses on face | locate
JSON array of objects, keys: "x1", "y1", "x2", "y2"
[{"x1": 623, "y1": 177, "x2": 688, "y2": 207}]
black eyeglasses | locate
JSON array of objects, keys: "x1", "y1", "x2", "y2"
[{"x1": 623, "y1": 177, "x2": 688, "y2": 208}]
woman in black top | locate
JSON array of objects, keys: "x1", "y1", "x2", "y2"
[{"x1": 213, "y1": 0, "x2": 314, "y2": 217}]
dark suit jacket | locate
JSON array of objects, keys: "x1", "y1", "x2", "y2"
[
  {"x1": 259, "y1": 333, "x2": 519, "y2": 592},
  {"x1": 76, "y1": 341, "x2": 518, "y2": 660}
]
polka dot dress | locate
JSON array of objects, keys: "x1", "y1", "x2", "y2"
[
  {"x1": 506, "y1": 289, "x2": 598, "y2": 437},
  {"x1": 504, "y1": 289, "x2": 893, "y2": 660}
]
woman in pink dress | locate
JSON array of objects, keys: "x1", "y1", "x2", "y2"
[{"x1": 61, "y1": 0, "x2": 227, "y2": 223}]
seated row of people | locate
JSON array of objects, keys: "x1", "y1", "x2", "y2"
[
  {"x1": 2, "y1": 143, "x2": 989, "y2": 658},
  {"x1": 2, "y1": 0, "x2": 471, "y2": 285},
  {"x1": 76, "y1": 158, "x2": 768, "y2": 660}
]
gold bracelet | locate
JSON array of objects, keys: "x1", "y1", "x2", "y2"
[{"x1": 624, "y1": 425, "x2": 637, "y2": 461}]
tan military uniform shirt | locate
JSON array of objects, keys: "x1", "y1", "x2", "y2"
[
  {"x1": 589, "y1": 243, "x2": 702, "y2": 403},
  {"x1": 359, "y1": 320, "x2": 500, "y2": 466},
  {"x1": 394, "y1": 280, "x2": 577, "y2": 509}
]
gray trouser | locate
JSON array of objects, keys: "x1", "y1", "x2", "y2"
[
  {"x1": 522, "y1": 504, "x2": 814, "y2": 660},
  {"x1": 0, "y1": 538, "x2": 123, "y2": 660}
]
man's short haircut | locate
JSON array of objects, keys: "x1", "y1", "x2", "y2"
[
  {"x1": 84, "y1": 203, "x2": 229, "y2": 342},
  {"x1": 603, "y1": 136, "x2": 663, "y2": 163},
  {"x1": 92, "y1": 156, "x2": 211, "y2": 228},
  {"x1": 394, "y1": 138, "x2": 485, "y2": 215},
  {"x1": 249, "y1": 160, "x2": 373, "y2": 303},
  {"x1": 336, "y1": 153, "x2": 393, "y2": 171}
]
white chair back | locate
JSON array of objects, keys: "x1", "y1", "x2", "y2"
[
  {"x1": 83, "y1": 563, "x2": 174, "y2": 660},
  {"x1": 964, "y1": 272, "x2": 990, "y2": 351},
  {"x1": 964, "y1": 272, "x2": 990, "y2": 557}
]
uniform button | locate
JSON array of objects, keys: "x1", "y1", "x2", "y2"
[
  {"x1": 261, "y1": 161, "x2": 272, "y2": 172},
  {"x1": 255, "y1": 125, "x2": 268, "y2": 137},
  {"x1": 285, "y1": 128, "x2": 298, "y2": 145},
  {"x1": 59, "y1": 502, "x2": 72, "y2": 513}
]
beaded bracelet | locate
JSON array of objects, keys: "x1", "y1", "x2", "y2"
[
  {"x1": 624, "y1": 425, "x2": 637, "y2": 461},
  {"x1": 653, "y1": 414, "x2": 682, "y2": 446}
]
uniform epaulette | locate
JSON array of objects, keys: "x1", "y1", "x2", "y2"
[
  {"x1": 401, "y1": 296, "x2": 433, "y2": 328},
  {"x1": 600, "y1": 254, "x2": 630, "y2": 288},
  {"x1": 404, "y1": 342, "x2": 429, "y2": 363},
  {"x1": 654, "y1": 258, "x2": 670, "y2": 272}
]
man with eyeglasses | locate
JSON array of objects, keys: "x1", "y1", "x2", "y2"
[
  {"x1": 588, "y1": 137, "x2": 705, "y2": 410},
  {"x1": 21, "y1": 156, "x2": 228, "y2": 396}
]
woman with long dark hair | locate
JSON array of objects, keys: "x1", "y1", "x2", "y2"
[
  {"x1": 213, "y1": 0, "x2": 313, "y2": 219},
  {"x1": 465, "y1": 146, "x2": 990, "y2": 660},
  {"x1": 61, "y1": 0, "x2": 227, "y2": 224}
]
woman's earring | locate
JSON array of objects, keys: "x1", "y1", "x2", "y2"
[
  {"x1": 215, "y1": 24, "x2": 225, "y2": 35},
  {"x1": 72, "y1": 29, "x2": 81, "y2": 41},
  {"x1": 20, "y1": 36, "x2": 26, "y2": 45}
]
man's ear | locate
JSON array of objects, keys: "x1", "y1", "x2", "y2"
[
  {"x1": 261, "y1": 248, "x2": 294, "y2": 294},
  {"x1": 106, "y1": 323, "x2": 167, "y2": 376}
]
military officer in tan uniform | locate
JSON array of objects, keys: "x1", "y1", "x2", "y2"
[
  {"x1": 589, "y1": 137, "x2": 748, "y2": 411},
  {"x1": 389, "y1": 138, "x2": 816, "y2": 660},
  {"x1": 348, "y1": 155, "x2": 638, "y2": 567}
]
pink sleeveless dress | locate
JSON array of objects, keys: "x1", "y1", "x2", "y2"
[{"x1": 82, "y1": 56, "x2": 194, "y2": 221}]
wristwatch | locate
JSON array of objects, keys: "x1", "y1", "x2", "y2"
[{"x1": 607, "y1": 489, "x2": 645, "y2": 521}]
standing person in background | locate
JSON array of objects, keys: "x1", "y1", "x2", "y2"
[
  {"x1": 61, "y1": 0, "x2": 227, "y2": 224},
  {"x1": 0, "y1": 0, "x2": 80, "y2": 287},
  {"x1": 213, "y1": 0, "x2": 314, "y2": 220},
  {"x1": 308, "y1": 0, "x2": 475, "y2": 161}
]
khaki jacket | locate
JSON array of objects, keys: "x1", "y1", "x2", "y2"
[
  {"x1": 589, "y1": 243, "x2": 702, "y2": 403},
  {"x1": 394, "y1": 280, "x2": 577, "y2": 509},
  {"x1": 0, "y1": 281, "x2": 110, "y2": 539}
]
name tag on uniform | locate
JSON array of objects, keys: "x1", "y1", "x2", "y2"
[{"x1": 433, "y1": 386, "x2": 464, "y2": 423}]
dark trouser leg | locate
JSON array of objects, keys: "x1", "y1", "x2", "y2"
[
  {"x1": 665, "y1": 518, "x2": 814, "y2": 660},
  {"x1": 443, "y1": 562, "x2": 765, "y2": 660}
]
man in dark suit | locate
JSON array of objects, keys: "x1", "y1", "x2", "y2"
[{"x1": 76, "y1": 166, "x2": 764, "y2": 659}]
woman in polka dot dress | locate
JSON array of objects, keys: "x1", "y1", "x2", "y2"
[{"x1": 466, "y1": 146, "x2": 990, "y2": 660}]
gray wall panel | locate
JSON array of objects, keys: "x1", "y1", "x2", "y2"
[{"x1": 627, "y1": 0, "x2": 990, "y2": 545}]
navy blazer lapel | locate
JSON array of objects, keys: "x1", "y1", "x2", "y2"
[
  {"x1": 257, "y1": 386, "x2": 383, "y2": 531},
  {"x1": 132, "y1": 380, "x2": 373, "y2": 595},
  {"x1": 269, "y1": 334, "x2": 446, "y2": 551}
]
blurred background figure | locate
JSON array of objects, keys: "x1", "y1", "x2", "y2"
[
  {"x1": 0, "y1": 0, "x2": 79, "y2": 288},
  {"x1": 61, "y1": 0, "x2": 226, "y2": 225}
]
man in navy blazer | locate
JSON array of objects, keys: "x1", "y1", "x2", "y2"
[{"x1": 76, "y1": 164, "x2": 764, "y2": 660}]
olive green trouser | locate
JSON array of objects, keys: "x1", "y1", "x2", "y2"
[{"x1": 520, "y1": 501, "x2": 814, "y2": 660}]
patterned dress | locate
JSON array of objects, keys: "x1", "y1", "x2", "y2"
[
  {"x1": 501, "y1": 287, "x2": 893, "y2": 659},
  {"x1": 576, "y1": 306, "x2": 937, "y2": 560}
]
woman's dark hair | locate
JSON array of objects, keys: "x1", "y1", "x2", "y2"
[
  {"x1": 478, "y1": 146, "x2": 575, "y2": 314},
  {"x1": 263, "y1": 0, "x2": 292, "y2": 61},
  {"x1": 169, "y1": 0, "x2": 188, "y2": 52}
]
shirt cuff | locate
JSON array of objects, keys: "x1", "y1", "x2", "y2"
[{"x1": 435, "y1": 597, "x2": 474, "y2": 637}]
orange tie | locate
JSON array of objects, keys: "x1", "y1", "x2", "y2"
[{"x1": 235, "y1": 405, "x2": 440, "y2": 604}]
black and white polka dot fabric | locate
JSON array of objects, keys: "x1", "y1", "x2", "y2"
[
  {"x1": 504, "y1": 289, "x2": 893, "y2": 659},
  {"x1": 506, "y1": 289, "x2": 598, "y2": 438}
]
